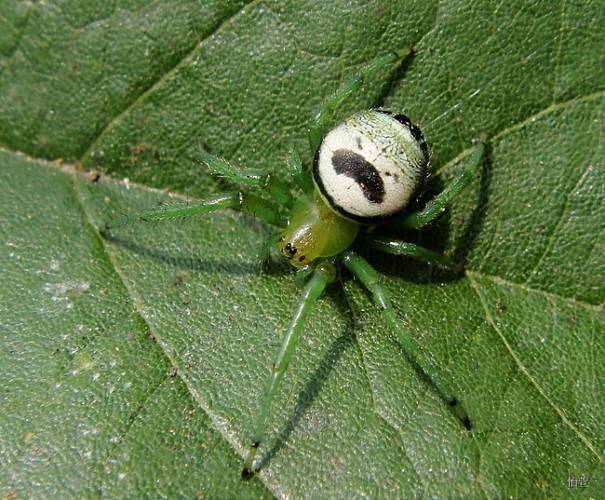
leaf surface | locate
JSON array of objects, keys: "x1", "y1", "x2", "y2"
[{"x1": 1, "y1": 0, "x2": 603, "y2": 497}]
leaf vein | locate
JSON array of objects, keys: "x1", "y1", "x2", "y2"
[
  {"x1": 468, "y1": 273, "x2": 604, "y2": 462},
  {"x1": 351, "y1": 326, "x2": 425, "y2": 491},
  {"x1": 0, "y1": 2, "x2": 33, "y2": 79},
  {"x1": 467, "y1": 271, "x2": 603, "y2": 312},
  {"x1": 551, "y1": 0, "x2": 566, "y2": 102},
  {"x1": 78, "y1": 0, "x2": 261, "y2": 163},
  {"x1": 68, "y1": 171, "x2": 280, "y2": 497},
  {"x1": 524, "y1": 164, "x2": 594, "y2": 285},
  {"x1": 435, "y1": 90, "x2": 605, "y2": 176}
]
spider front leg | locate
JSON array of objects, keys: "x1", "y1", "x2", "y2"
[
  {"x1": 398, "y1": 142, "x2": 485, "y2": 229},
  {"x1": 102, "y1": 150, "x2": 293, "y2": 234},
  {"x1": 242, "y1": 261, "x2": 336, "y2": 479},
  {"x1": 198, "y1": 148, "x2": 293, "y2": 207},
  {"x1": 340, "y1": 250, "x2": 471, "y2": 428},
  {"x1": 308, "y1": 48, "x2": 412, "y2": 152},
  {"x1": 102, "y1": 191, "x2": 285, "y2": 235},
  {"x1": 287, "y1": 146, "x2": 313, "y2": 193}
]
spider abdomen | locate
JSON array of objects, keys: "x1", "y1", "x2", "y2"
[{"x1": 313, "y1": 110, "x2": 429, "y2": 223}]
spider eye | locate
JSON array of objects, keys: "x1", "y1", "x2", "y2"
[
  {"x1": 282, "y1": 242, "x2": 297, "y2": 258},
  {"x1": 312, "y1": 110, "x2": 430, "y2": 223}
]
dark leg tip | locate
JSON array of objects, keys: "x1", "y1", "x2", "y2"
[
  {"x1": 448, "y1": 398, "x2": 472, "y2": 430},
  {"x1": 462, "y1": 416, "x2": 472, "y2": 430},
  {"x1": 241, "y1": 467, "x2": 254, "y2": 480},
  {"x1": 99, "y1": 225, "x2": 110, "y2": 240}
]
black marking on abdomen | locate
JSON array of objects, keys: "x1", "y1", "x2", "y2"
[{"x1": 332, "y1": 149, "x2": 385, "y2": 204}]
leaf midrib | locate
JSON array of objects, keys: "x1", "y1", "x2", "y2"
[{"x1": 63, "y1": 171, "x2": 285, "y2": 495}]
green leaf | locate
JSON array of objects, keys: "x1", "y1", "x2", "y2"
[
  {"x1": 1, "y1": 1, "x2": 603, "y2": 498},
  {"x1": 0, "y1": 155, "x2": 271, "y2": 498}
]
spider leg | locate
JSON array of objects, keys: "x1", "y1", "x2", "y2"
[
  {"x1": 257, "y1": 230, "x2": 286, "y2": 274},
  {"x1": 340, "y1": 250, "x2": 471, "y2": 429},
  {"x1": 242, "y1": 261, "x2": 336, "y2": 479},
  {"x1": 307, "y1": 49, "x2": 412, "y2": 153},
  {"x1": 198, "y1": 148, "x2": 293, "y2": 207},
  {"x1": 362, "y1": 236, "x2": 455, "y2": 269},
  {"x1": 102, "y1": 191, "x2": 286, "y2": 235},
  {"x1": 287, "y1": 146, "x2": 313, "y2": 193},
  {"x1": 397, "y1": 142, "x2": 485, "y2": 229}
]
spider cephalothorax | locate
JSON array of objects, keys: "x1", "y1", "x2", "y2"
[{"x1": 104, "y1": 50, "x2": 484, "y2": 479}]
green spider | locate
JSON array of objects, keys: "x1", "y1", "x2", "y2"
[{"x1": 103, "y1": 50, "x2": 484, "y2": 479}]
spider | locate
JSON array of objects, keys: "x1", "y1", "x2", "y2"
[{"x1": 103, "y1": 50, "x2": 485, "y2": 479}]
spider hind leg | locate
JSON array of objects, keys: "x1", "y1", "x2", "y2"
[
  {"x1": 397, "y1": 142, "x2": 486, "y2": 230},
  {"x1": 340, "y1": 250, "x2": 471, "y2": 429}
]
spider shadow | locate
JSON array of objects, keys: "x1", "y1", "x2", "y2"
[
  {"x1": 324, "y1": 48, "x2": 416, "y2": 134},
  {"x1": 391, "y1": 329, "x2": 473, "y2": 429},
  {"x1": 101, "y1": 223, "x2": 289, "y2": 278},
  {"x1": 256, "y1": 287, "x2": 356, "y2": 471},
  {"x1": 372, "y1": 48, "x2": 416, "y2": 110},
  {"x1": 364, "y1": 142, "x2": 493, "y2": 283},
  {"x1": 452, "y1": 142, "x2": 493, "y2": 266}
]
